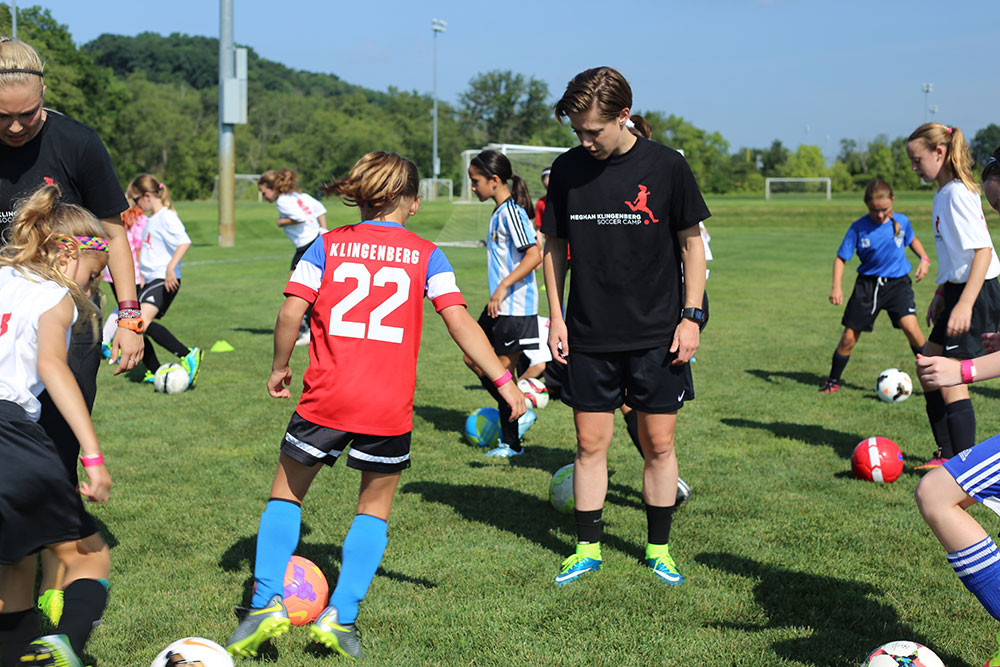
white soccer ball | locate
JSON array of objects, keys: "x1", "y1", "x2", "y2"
[
  {"x1": 861, "y1": 640, "x2": 944, "y2": 666},
  {"x1": 154, "y1": 362, "x2": 191, "y2": 394},
  {"x1": 875, "y1": 368, "x2": 912, "y2": 403},
  {"x1": 517, "y1": 377, "x2": 549, "y2": 409},
  {"x1": 151, "y1": 637, "x2": 234, "y2": 666}
]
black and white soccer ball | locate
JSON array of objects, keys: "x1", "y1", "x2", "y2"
[{"x1": 875, "y1": 368, "x2": 912, "y2": 403}]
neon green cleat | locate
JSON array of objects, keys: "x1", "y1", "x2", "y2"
[
  {"x1": 644, "y1": 544, "x2": 683, "y2": 585},
  {"x1": 310, "y1": 606, "x2": 365, "y2": 659},
  {"x1": 225, "y1": 594, "x2": 290, "y2": 658},
  {"x1": 36, "y1": 589, "x2": 64, "y2": 625},
  {"x1": 554, "y1": 543, "x2": 602, "y2": 586},
  {"x1": 180, "y1": 347, "x2": 203, "y2": 386},
  {"x1": 19, "y1": 634, "x2": 82, "y2": 666},
  {"x1": 141, "y1": 370, "x2": 155, "y2": 384}
]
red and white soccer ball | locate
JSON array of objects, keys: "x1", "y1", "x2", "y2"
[
  {"x1": 861, "y1": 640, "x2": 944, "y2": 666},
  {"x1": 851, "y1": 437, "x2": 904, "y2": 483},
  {"x1": 150, "y1": 637, "x2": 234, "y2": 666},
  {"x1": 517, "y1": 378, "x2": 549, "y2": 409}
]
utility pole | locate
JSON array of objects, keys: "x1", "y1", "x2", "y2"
[
  {"x1": 922, "y1": 82, "x2": 933, "y2": 124},
  {"x1": 431, "y1": 18, "x2": 446, "y2": 200}
]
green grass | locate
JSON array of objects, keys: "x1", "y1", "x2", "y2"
[{"x1": 75, "y1": 193, "x2": 1000, "y2": 665}]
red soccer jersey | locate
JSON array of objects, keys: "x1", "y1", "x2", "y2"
[{"x1": 284, "y1": 220, "x2": 466, "y2": 435}]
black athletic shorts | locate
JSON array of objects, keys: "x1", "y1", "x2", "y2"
[
  {"x1": 0, "y1": 401, "x2": 97, "y2": 564},
  {"x1": 477, "y1": 308, "x2": 540, "y2": 356},
  {"x1": 562, "y1": 345, "x2": 694, "y2": 413},
  {"x1": 281, "y1": 411, "x2": 412, "y2": 474},
  {"x1": 842, "y1": 274, "x2": 916, "y2": 332},
  {"x1": 929, "y1": 278, "x2": 1000, "y2": 359},
  {"x1": 291, "y1": 243, "x2": 311, "y2": 271},
  {"x1": 140, "y1": 279, "x2": 181, "y2": 318}
]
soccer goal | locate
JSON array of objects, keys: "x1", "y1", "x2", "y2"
[
  {"x1": 765, "y1": 177, "x2": 832, "y2": 200},
  {"x1": 419, "y1": 178, "x2": 453, "y2": 202},
  {"x1": 211, "y1": 173, "x2": 263, "y2": 202},
  {"x1": 459, "y1": 143, "x2": 570, "y2": 203}
]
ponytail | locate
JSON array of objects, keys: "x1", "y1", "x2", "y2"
[
  {"x1": 129, "y1": 174, "x2": 174, "y2": 209},
  {"x1": 907, "y1": 123, "x2": 979, "y2": 194},
  {"x1": 510, "y1": 174, "x2": 533, "y2": 217},
  {"x1": 470, "y1": 150, "x2": 533, "y2": 214}
]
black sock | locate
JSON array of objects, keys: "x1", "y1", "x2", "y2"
[
  {"x1": 146, "y1": 322, "x2": 188, "y2": 357},
  {"x1": 498, "y1": 397, "x2": 520, "y2": 451},
  {"x1": 829, "y1": 352, "x2": 850, "y2": 383},
  {"x1": 623, "y1": 409, "x2": 644, "y2": 459},
  {"x1": 0, "y1": 608, "x2": 40, "y2": 665},
  {"x1": 575, "y1": 508, "x2": 603, "y2": 544},
  {"x1": 56, "y1": 579, "x2": 108, "y2": 656},
  {"x1": 478, "y1": 373, "x2": 503, "y2": 403},
  {"x1": 646, "y1": 503, "x2": 676, "y2": 545},
  {"x1": 925, "y1": 389, "x2": 953, "y2": 458},
  {"x1": 911, "y1": 344, "x2": 925, "y2": 356},
  {"x1": 143, "y1": 336, "x2": 160, "y2": 370},
  {"x1": 946, "y1": 399, "x2": 976, "y2": 457}
]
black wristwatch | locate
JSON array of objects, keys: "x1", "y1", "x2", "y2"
[{"x1": 680, "y1": 307, "x2": 705, "y2": 324}]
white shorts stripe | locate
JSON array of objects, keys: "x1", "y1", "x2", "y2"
[
  {"x1": 348, "y1": 448, "x2": 410, "y2": 465},
  {"x1": 285, "y1": 431, "x2": 342, "y2": 459}
]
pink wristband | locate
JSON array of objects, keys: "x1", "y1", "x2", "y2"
[
  {"x1": 80, "y1": 454, "x2": 104, "y2": 467},
  {"x1": 961, "y1": 359, "x2": 977, "y2": 384},
  {"x1": 492, "y1": 370, "x2": 513, "y2": 387},
  {"x1": 920, "y1": 257, "x2": 930, "y2": 263}
]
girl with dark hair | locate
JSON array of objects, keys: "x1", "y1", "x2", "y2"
[
  {"x1": 819, "y1": 179, "x2": 929, "y2": 393},
  {"x1": 466, "y1": 149, "x2": 542, "y2": 458}
]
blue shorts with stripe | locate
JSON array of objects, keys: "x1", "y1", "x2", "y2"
[
  {"x1": 944, "y1": 433, "x2": 1000, "y2": 518},
  {"x1": 281, "y1": 411, "x2": 411, "y2": 473}
]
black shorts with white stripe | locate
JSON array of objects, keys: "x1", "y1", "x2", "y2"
[
  {"x1": 280, "y1": 411, "x2": 412, "y2": 473},
  {"x1": 476, "y1": 308, "x2": 540, "y2": 356},
  {"x1": 841, "y1": 274, "x2": 916, "y2": 332}
]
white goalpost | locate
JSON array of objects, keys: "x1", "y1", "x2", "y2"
[
  {"x1": 459, "y1": 143, "x2": 570, "y2": 203},
  {"x1": 765, "y1": 177, "x2": 832, "y2": 200}
]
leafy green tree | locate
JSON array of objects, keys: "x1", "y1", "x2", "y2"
[
  {"x1": 459, "y1": 70, "x2": 552, "y2": 145},
  {"x1": 760, "y1": 140, "x2": 789, "y2": 177},
  {"x1": 783, "y1": 145, "x2": 827, "y2": 178},
  {"x1": 972, "y1": 124, "x2": 1000, "y2": 168}
]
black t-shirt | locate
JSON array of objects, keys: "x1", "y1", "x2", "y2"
[
  {"x1": 0, "y1": 110, "x2": 127, "y2": 238},
  {"x1": 541, "y1": 136, "x2": 710, "y2": 352}
]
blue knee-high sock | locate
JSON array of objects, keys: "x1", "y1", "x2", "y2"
[
  {"x1": 251, "y1": 499, "x2": 302, "y2": 608},
  {"x1": 329, "y1": 514, "x2": 388, "y2": 625},
  {"x1": 947, "y1": 536, "x2": 1000, "y2": 621}
]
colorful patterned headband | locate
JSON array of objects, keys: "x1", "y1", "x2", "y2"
[{"x1": 57, "y1": 236, "x2": 110, "y2": 253}]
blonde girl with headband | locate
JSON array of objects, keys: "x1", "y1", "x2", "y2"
[
  {"x1": 819, "y1": 179, "x2": 929, "y2": 394},
  {"x1": 226, "y1": 151, "x2": 524, "y2": 660},
  {"x1": 905, "y1": 123, "x2": 1000, "y2": 470},
  {"x1": 129, "y1": 174, "x2": 202, "y2": 386},
  {"x1": 0, "y1": 185, "x2": 113, "y2": 666},
  {"x1": 258, "y1": 168, "x2": 327, "y2": 346},
  {"x1": 913, "y1": 147, "x2": 1000, "y2": 667}
]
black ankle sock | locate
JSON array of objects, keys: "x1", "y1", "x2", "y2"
[
  {"x1": 146, "y1": 322, "x2": 189, "y2": 357},
  {"x1": 946, "y1": 399, "x2": 976, "y2": 457},
  {"x1": 575, "y1": 508, "x2": 603, "y2": 544},
  {"x1": 829, "y1": 352, "x2": 850, "y2": 383},
  {"x1": 925, "y1": 389, "x2": 953, "y2": 458},
  {"x1": 646, "y1": 503, "x2": 676, "y2": 545},
  {"x1": 0, "y1": 608, "x2": 39, "y2": 665},
  {"x1": 143, "y1": 336, "x2": 160, "y2": 371},
  {"x1": 623, "y1": 410, "x2": 644, "y2": 459},
  {"x1": 57, "y1": 579, "x2": 108, "y2": 656}
]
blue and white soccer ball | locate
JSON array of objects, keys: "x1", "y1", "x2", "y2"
[
  {"x1": 150, "y1": 637, "x2": 234, "y2": 666},
  {"x1": 464, "y1": 407, "x2": 500, "y2": 448},
  {"x1": 154, "y1": 362, "x2": 190, "y2": 394},
  {"x1": 861, "y1": 640, "x2": 944, "y2": 666},
  {"x1": 876, "y1": 368, "x2": 912, "y2": 403}
]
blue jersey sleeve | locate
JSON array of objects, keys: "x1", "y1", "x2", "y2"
[
  {"x1": 426, "y1": 246, "x2": 454, "y2": 281},
  {"x1": 837, "y1": 226, "x2": 858, "y2": 262},
  {"x1": 300, "y1": 235, "x2": 327, "y2": 273}
]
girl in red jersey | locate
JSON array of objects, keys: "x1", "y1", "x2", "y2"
[
  {"x1": 227, "y1": 151, "x2": 524, "y2": 660},
  {"x1": 0, "y1": 185, "x2": 113, "y2": 666}
]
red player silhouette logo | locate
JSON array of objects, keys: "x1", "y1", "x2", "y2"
[{"x1": 625, "y1": 184, "x2": 659, "y2": 225}]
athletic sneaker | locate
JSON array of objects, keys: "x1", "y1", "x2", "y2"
[
  {"x1": 226, "y1": 594, "x2": 290, "y2": 658},
  {"x1": 181, "y1": 347, "x2": 203, "y2": 386},
  {"x1": 19, "y1": 634, "x2": 82, "y2": 666},
  {"x1": 915, "y1": 450, "x2": 949, "y2": 471},
  {"x1": 818, "y1": 379, "x2": 840, "y2": 393},
  {"x1": 984, "y1": 631, "x2": 1000, "y2": 667},
  {"x1": 295, "y1": 330, "x2": 311, "y2": 346},
  {"x1": 141, "y1": 370, "x2": 155, "y2": 384},
  {"x1": 310, "y1": 605, "x2": 364, "y2": 659},
  {"x1": 554, "y1": 544, "x2": 602, "y2": 587},
  {"x1": 484, "y1": 443, "x2": 524, "y2": 458},
  {"x1": 100, "y1": 341, "x2": 112, "y2": 361},
  {"x1": 36, "y1": 589, "x2": 64, "y2": 625},
  {"x1": 518, "y1": 408, "x2": 537, "y2": 439},
  {"x1": 644, "y1": 545, "x2": 684, "y2": 586}
]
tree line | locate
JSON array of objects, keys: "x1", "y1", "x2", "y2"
[{"x1": 3, "y1": 5, "x2": 999, "y2": 200}]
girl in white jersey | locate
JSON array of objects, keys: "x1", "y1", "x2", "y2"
[
  {"x1": 466, "y1": 149, "x2": 542, "y2": 458},
  {"x1": 0, "y1": 184, "x2": 112, "y2": 666},
  {"x1": 259, "y1": 169, "x2": 328, "y2": 346},
  {"x1": 905, "y1": 123, "x2": 1000, "y2": 470},
  {"x1": 130, "y1": 174, "x2": 203, "y2": 387}
]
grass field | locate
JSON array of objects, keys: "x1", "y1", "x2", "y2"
[{"x1": 76, "y1": 192, "x2": 1000, "y2": 666}]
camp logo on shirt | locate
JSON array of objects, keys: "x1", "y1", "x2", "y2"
[{"x1": 624, "y1": 184, "x2": 659, "y2": 225}]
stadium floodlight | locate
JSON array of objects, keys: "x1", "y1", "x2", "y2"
[
  {"x1": 928, "y1": 104, "x2": 938, "y2": 118},
  {"x1": 922, "y1": 82, "x2": 933, "y2": 123},
  {"x1": 431, "y1": 18, "x2": 447, "y2": 199}
]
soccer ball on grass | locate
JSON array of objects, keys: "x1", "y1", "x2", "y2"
[
  {"x1": 154, "y1": 362, "x2": 190, "y2": 394},
  {"x1": 851, "y1": 437, "x2": 904, "y2": 483},
  {"x1": 861, "y1": 640, "x2": 944, "y2": 666},
  {"x1": 517, "y1": 378, "x2": 549, "y2": 409},
  {"x1": 876, "y1": 368, "x2": 912, "y2": 403},
  {"x1": 150, "y1": 637, "x2": 233, "y2": 666}
]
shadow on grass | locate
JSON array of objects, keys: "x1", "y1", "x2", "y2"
[
  {"x1": 400, "y1": 481, "x2": 644, "y2": 561},
  {"x1": 695, "y1": 552, "x2": 969, "y2": 667},
  {"x1": 722, "y1": 417, "x2": 860, "y2": 459},
  {"x1": 745, "y1": 368, "x2": 865, "y2": 392},
  {"x1": 231, "y1": 327, "x2": 274, "y2": 335},
  {"x1": 413, "y1": 404, "x2": 468, "y2": 436}
]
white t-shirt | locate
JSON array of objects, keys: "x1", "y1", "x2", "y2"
[
  {"x1": 276, "y1": 192, "x2": 327, "y2": 248},
  {"x1": 140, "y1": 207, "x2": 191, "y2": 282},
  {"x1": 933, "y1": 180, "x2": 1000, "y2": 284},
  {"x1": 0, "y1": 266, "x2": 75, "y2": 421}
]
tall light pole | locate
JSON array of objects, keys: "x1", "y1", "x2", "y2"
[
  {"x1": 431, "y1": 18, "x2": 446, "y2": 200},
  {"x1": 922, "y1": 82, "x2": 933, "y2": 123}
]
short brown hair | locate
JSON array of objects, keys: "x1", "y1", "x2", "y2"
[{"x1": 554, "y1": 66, "x2": 632, "y2": 123}]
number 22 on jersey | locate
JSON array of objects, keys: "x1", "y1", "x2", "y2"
[{"x1": 328, "y1": 262, "x2": 410, "y2": 344}]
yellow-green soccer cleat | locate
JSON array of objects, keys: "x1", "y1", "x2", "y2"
[
  {"x1": 19, "y1": 634, "x2": 83, "y2": 666},
  {"x1": 310, "y1": 606, "x2": 365, "y2": 659},
  {"x1": 181, "y1": 347, "x2": 203, "y2": 386},
  {"x1": 644, "y1": 544, "x2": 683, "y2": 585},
  {"x1": 36, "y1": 589, "x2": 64, "y2": 625},
  {"x1": 225, "y1": 594, "x2": 290, "y2": 658}
]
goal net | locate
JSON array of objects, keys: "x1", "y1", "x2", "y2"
[
  {"x1": 765, "y1": 177, "x2": 832, "y2": 200},
  {"x1": 211, "y1": 173, "x2": 263, "y2": 202}
]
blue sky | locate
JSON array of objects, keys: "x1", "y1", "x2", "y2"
[{"x1": 36, "y1": 0, "x2": 1000, "y2": 159}]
